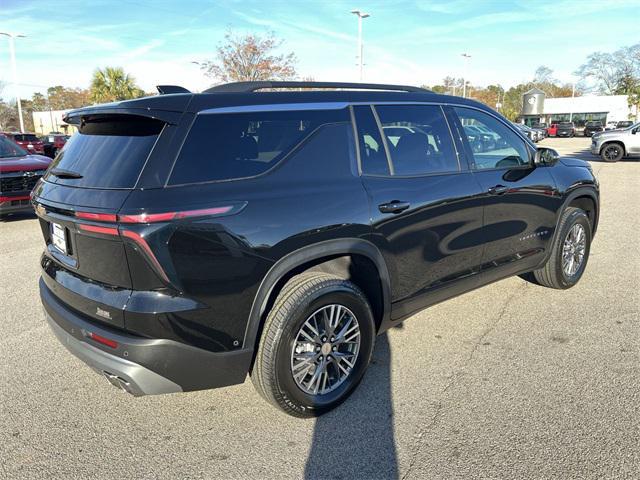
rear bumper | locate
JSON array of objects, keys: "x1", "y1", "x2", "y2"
[{"x1": 41, "y1": 278, "x2": 253, "y2": 396}]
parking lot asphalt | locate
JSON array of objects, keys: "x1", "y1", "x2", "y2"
[{"x1": 1, "y1": 137, "x2": 638, "y2": 479}]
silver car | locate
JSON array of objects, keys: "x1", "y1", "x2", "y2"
[{"x1": 591, "y1": 122, "x2": 640, "y2": 162}]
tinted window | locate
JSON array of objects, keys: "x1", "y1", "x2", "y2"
[
  {"x1": 47, "y1": 115, "x2": 163, "y2": 189},
  {"x1": 14, "y1": 134, "x2": 39, "y2": 142},
  {"x1": 376, "y1": 105, "x2": 458, "y2": 175},
  {"x1": 353, "y1": 105, "x2": 390, "y2": 175},
  {"x1": 454, "y1": 107, "x2": 530, "y2": 169},
  {"x1": 169, "y1": 108, "x2": 350, "y2": 185},
  {"x1": 0, "y1": 136, "x2": 28, "y2": 157}
]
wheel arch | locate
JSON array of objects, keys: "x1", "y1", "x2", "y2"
[
  {"x1": 599, "y1": 140, "x2": 626, "y2": 156},
  {"x1": 555, "y1": 187, "x2": 599, "y2": 242},
  {"x1": 242, "y1": 238, "x2": 392, "y2": 360}
]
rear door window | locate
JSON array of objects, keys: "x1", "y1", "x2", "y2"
[
  {"x1": 46, "y1": 115, "x2": 163, "y2": 189},
  {"x1": 168, "y1": 108, "x2": 350, "y2": 185},
  {"x1": 376, "y1": 105, "x2": 459, "y2": 175}
]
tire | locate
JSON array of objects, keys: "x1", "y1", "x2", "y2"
[
  {"x1": 601, "y1": 143, "x2": 624, "y2": 162},
  {"x1": 531, "y1": 207, "x2": 591, "y2": 289},
  {"x1": 251, "y1": 272, "x2": 376, "y2": 417}
]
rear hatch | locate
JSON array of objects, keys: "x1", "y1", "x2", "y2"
[{"x1": 34, "y1": 113, "x2": 170, "y2": 328}]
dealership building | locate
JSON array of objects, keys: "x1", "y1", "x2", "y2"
[
  {"x1": 32, "y1": 109, "x2": 77, "y2": 136},
  {"x1": 519, "y1": 88, "x2": 638, "y2": 129}
]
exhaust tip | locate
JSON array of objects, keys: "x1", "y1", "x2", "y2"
[{"x1": 102, "y1": 371, "x2": 134, "y2": 395}]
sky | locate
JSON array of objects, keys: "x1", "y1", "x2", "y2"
[{"x1": 0, "y1": 0, "x2": 638, "y2": 100}]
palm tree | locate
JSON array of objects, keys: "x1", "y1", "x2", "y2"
[{"x1": 90, "y1": 67, "x2": 145, "y2": 104}]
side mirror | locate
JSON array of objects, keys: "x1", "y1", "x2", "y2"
[{"x1": 534, "y1": 147, "x2": 559, "y2": 166}]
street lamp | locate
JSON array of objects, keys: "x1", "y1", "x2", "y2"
[
  {"x1": 461, "y1": 53, "x2": 471, "y2": 98},
  {"x1": 0, "y1": 32, "x2": 27, "y2": 133},
  {"x1": 351, "y1": 10, "x2": 370, "y2": 81}
]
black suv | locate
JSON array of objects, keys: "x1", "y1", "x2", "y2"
[
  {"x1": 35, "y1": 82, "x2": 599, "y2": 417},
  {"x1": 556, "y1": 122, "x2": 576, "y2": 137},
  {"x1": 583, "y1": 121, "x2": 604, "y2": 137}
]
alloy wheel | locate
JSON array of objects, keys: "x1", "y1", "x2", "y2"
[
  {"x1": 562, "y1": 223, "x2": 586, "y2": 277},
  {"x1": 290, "y1": 304, "x2": 361, "y2": 396}
]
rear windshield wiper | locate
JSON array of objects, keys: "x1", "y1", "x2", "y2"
[{"x1": 50, "y1": 168, "x2": 83, "y2": 179}]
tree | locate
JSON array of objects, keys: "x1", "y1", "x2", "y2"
[
  {"x1": 576, "y1": 43, "x2": 640, "y2": 95},
  {"x1": 30, "y1": 92, "x2": 48, "y2": 111},
  {"x1": 200, "y1": 31, "x2": 297, "y2": 83},
  {"x1": 533, "y1": 65, "x2": 556, "y2": 85},
  {"x1": 47, "y1": 86, "x2": 91, "y2": 110},
  {"x1": 90, "y1": 67, "x2": 145, "y2": 103}
]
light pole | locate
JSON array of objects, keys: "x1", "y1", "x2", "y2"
[
  {"x1": 569, "y1": 81, "x2": 576, "y2": 122},
  {"x1": 0, "y1": 32, "x2": 26, "y2": 133},
  {"x1": 351, "y1": 10, "x2": 370, "y2": 81},
  {"x1": 461, "y1": 53, "x2": 471, "y2": 98}
]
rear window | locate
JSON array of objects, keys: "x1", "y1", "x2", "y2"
[
  {"x1": 559, "y1": 122, "x2": 574, "y2": 127},
  {"x1": 168, "y1": 108, "x2": 350, "y2": 185},
  {"x1": 46, "y1": 115, "x2": 163, "y2": 189}
]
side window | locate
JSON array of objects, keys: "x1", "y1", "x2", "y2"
[
  {"x1": 353, "y1": 105, "x2": 391, "y2": 175},
  {"x1": 453, "y1": 107, "x2": 530, "y2": 169},
  {"x1": 168, "y1": 108, "x2": 350, "y2": 185},
  {"x1": 376, "y1": 105, "x2": 459, "y2": 175}
]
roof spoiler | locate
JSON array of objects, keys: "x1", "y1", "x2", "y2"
[
  {"x1": 156, "y1": 85, "x2": 191, "y2": 94},
  {"x1": 205, "y1": 81, "x2": 430, "y2": 94}
]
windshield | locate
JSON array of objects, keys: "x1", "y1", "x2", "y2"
[
  {"x1": 0, "y1": 136, "x2": 28, "y2": 158},
  {"x1": 559, "y1": 123, "x2": 574, "y2": 127},
  {"x1": 13, "y1": 134, "x2": 39, "y2": 142}
]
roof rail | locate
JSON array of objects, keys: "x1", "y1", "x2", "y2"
[
  {"x1": 204, "y1": 81, "x2": 430, "y2": 94},
  {"x1": 156, "y1": 85, "x2": 191, "y2": 94}
]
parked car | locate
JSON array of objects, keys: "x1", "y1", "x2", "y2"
[
  {"x1": 556, "y1": 122, "x2": 576, "y2": 137},
  {"x1": 0, "y1": 135, "x2": 51, "y2": 216},
  {"x1": 42, "y1": 133, "x2": 69, "y2": 158},
  {"x1": 1, "y1": 132, "x2": 45, "y2": 155},
  {"x1": 583, "y1": 121, "x2": 604, "y2": 137},
  {"x1": 531, "y1": 126, "x2": 547, "y2": 140},
  {"x1": 604, "y1": 121, "x2": 618, "y2": 131},
  {"x1": 34, "y1": 81, "x2": 599, "y2": 417},
  {"x1": 532, "y1": 123, "x2": 548, "y2": 138},
  {"x1": 591, "y1": 121, "x2": 640, "y2": 162},
  {"x1": 547, "y1": 123, "x2": 559, "y2": 137},
  {"x1": 512, "y1": 122, "x2": 539, "y2": 142},
  {"x1": 616, "y1": 121, "x2": 633, "y2": 129}
]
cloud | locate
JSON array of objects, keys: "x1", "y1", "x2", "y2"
[{"x1": 122, "y1": 39, "x2": 165, "y2": 60}]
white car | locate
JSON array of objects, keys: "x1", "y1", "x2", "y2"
[{"x1": 591, "y1": 122, "x2": 640, "y2": 162}]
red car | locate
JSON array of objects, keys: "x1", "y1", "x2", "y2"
[
  {"x1": 0, "y1": 135, "x2": 51, "y2": 216},
  {"x1": 547, "y1": 123, "x2": 558, "y2": 137},
  {"x1": 1, "y1": 132, "x2": 45, "y2": 155}
]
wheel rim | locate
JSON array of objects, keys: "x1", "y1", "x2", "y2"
[
  {"x1": 290, "y1": 304, "x2": 361, "y2": 396},
  {"x1": 562, "y1": 223, "x2": 586, "y2": 277},
  {"x1": 604, "y1": 146, "x2": 620, "y2": 160}
]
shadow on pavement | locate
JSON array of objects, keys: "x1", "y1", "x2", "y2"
[
  {"x1": 304, "y1": 331, "x2": 398, "y2": 480},
  {"x1": 0, "y1": 211, "x2": 37, "y2": 222}
]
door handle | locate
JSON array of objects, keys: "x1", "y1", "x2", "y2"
[
  {"x1": 378, "y1": 201, "x2": 411, "y2": 214},
  {"x1": 487, "y1": 185, "x2": 509, "y2": 195}
]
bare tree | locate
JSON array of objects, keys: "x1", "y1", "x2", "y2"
[
  {"x1": 533, "y1": 65, "x2": 556, "y2": 85},
  {"x1": 576, "y1": 43, "x2": 640, "y2": 95},
  {"x1": 201, "y1": 31, "x2": 297, "y2": 83}
]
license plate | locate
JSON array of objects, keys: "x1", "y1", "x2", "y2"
[{"x1": 51, "y1": 222, "x2": 67, "y2": 254}]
